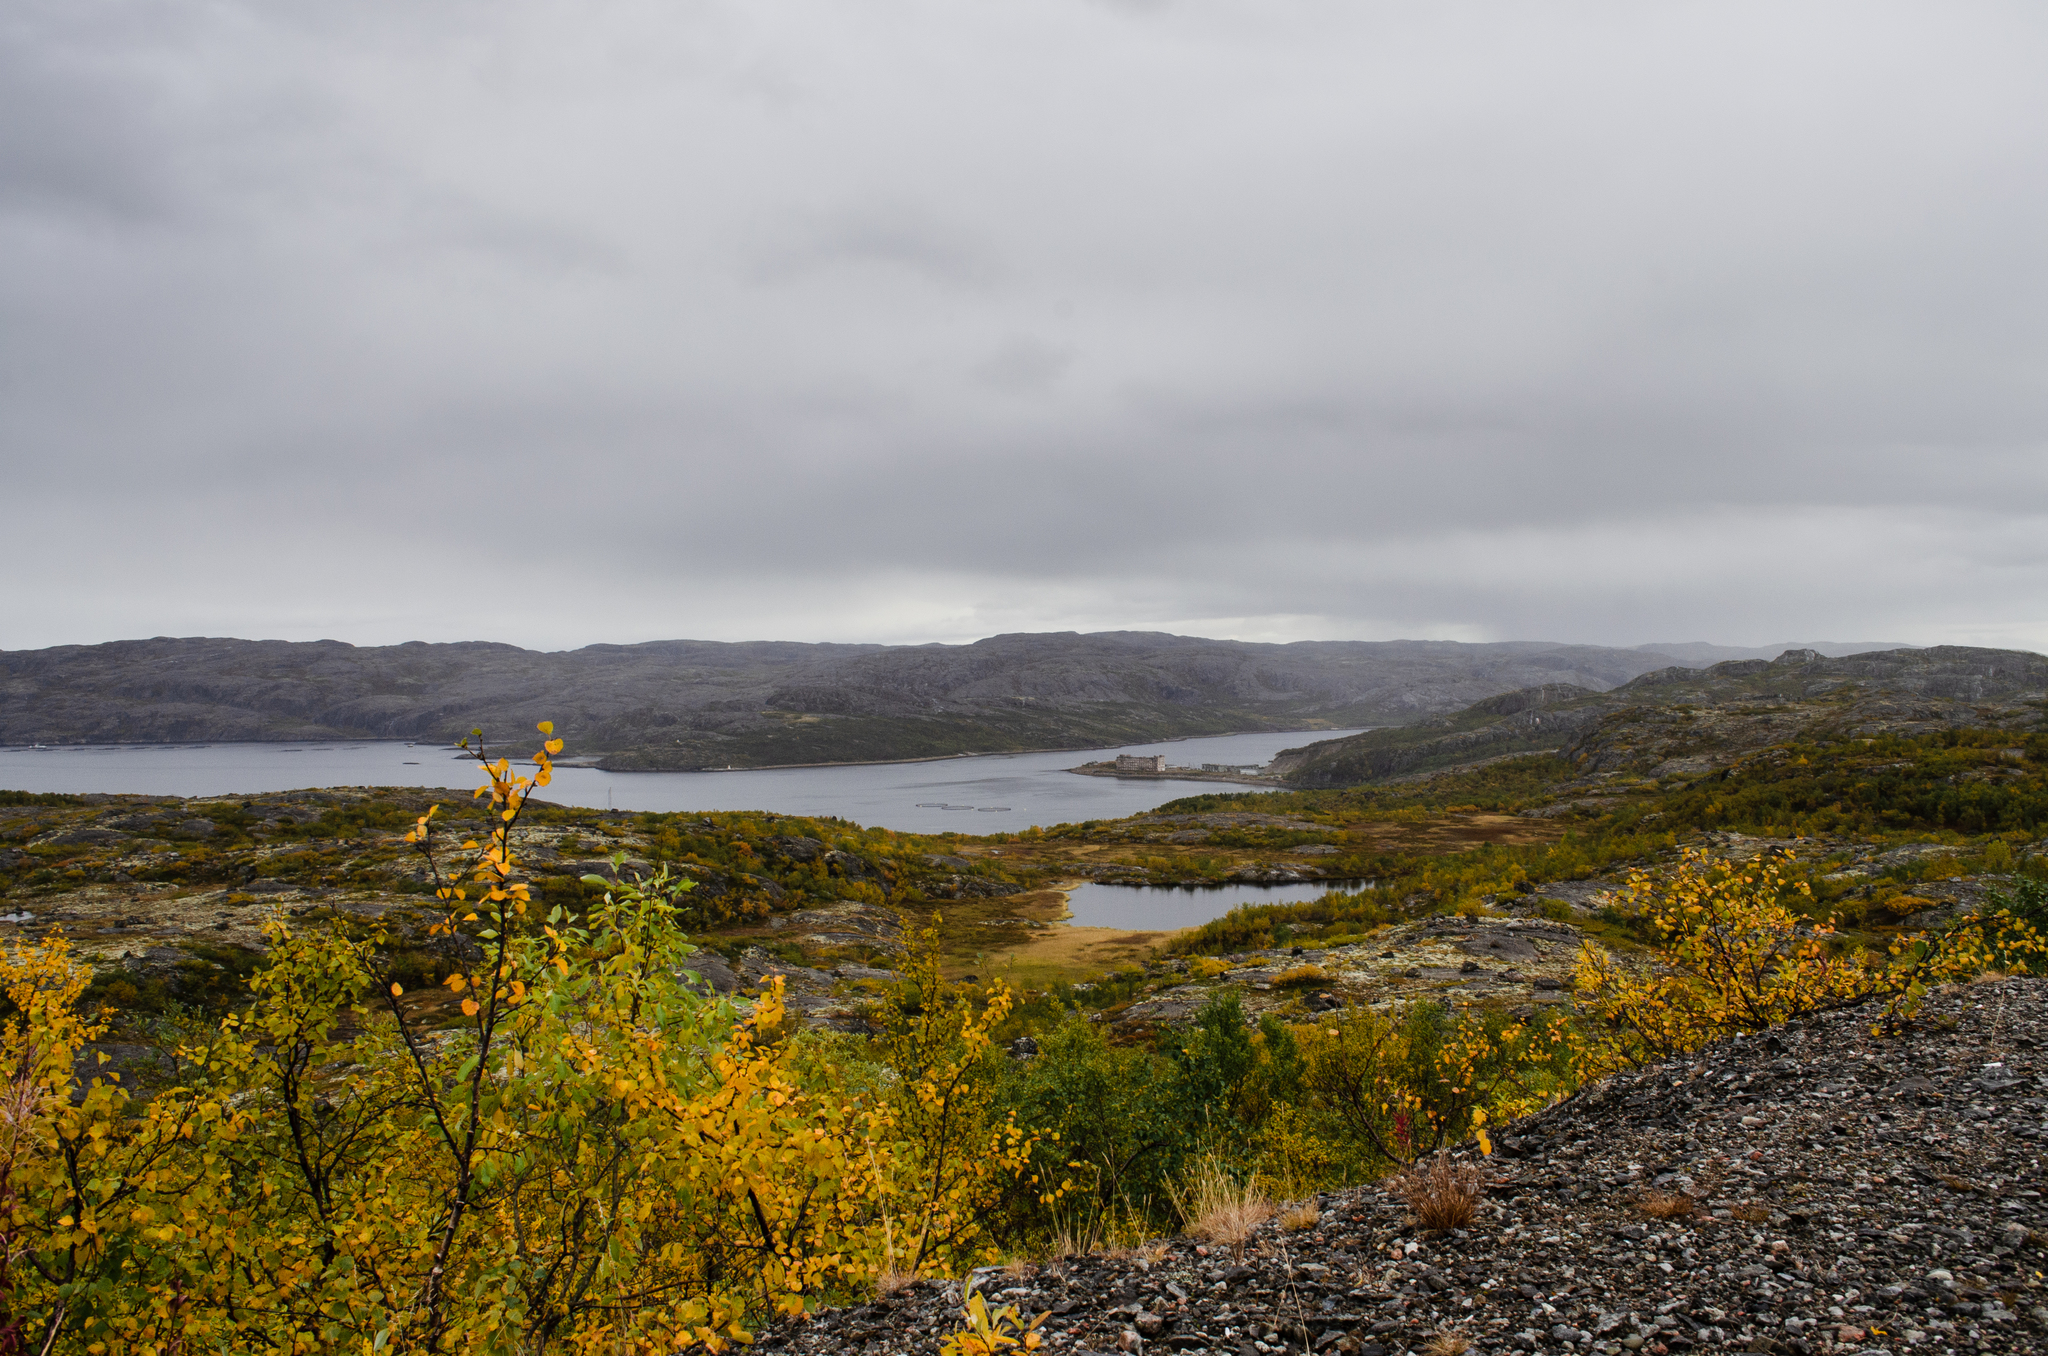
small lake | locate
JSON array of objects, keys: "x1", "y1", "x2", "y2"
[
  {"x1": 0, "y1": 728, "x2": 1363, "y2": 836},
  {"x1": 1060, "y1": 880, "x2": 1364, "y2": 932}
]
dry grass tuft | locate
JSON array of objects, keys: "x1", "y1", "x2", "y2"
[
  {"x1": 1276, "y1": 1200, "x2": 1322, "y2": 1231},
  {"x1": 1046, "y1": 1225, "x2": 1091, "y2": 1261},
  {"x1": 1423, "y1": 1334, "x2": 1472, "y2": 1356},
  {"x1": 1386, "y1": 1151, "x2": 1482, "y2": 1233},
  {"x1": 1136, "y1": 1239, "x2": 1170, "y2": 1265},
  {"x1": 1272, "y1": 964, "x2": 1330, "y2": 988},
  {"x1": 1172, "y1": 1157, "x2": 1274, "y2": 1261},
  {"x1": 874, "y1": 1265, "x2": 916, "y2": 1298},
  {"x1": 1637, "y1": 1190, "x2": 1694, "y2": 1220}
]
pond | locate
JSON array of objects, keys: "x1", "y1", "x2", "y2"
[
  {"x1": 0, "y1": 728, "x2": 1365, "y2": 836},
  {"x1": 1059, "y1": 880, "x2": 1368, "y2": 932}
]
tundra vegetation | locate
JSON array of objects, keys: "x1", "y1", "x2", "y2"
[{"x1": 3, "y1": 711, "x2": 2046, "y2": 1351}]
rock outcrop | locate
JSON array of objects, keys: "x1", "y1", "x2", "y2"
[
  {"x1": 1270, "y1": 686, "x2": 1609, "y2": 787},
  {"x1": 1273, "y1": 649, "x2": 2047, "y2": 789}
]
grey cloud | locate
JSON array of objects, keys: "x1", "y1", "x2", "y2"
[
  {"x1": 972, "y1": 336, "x2": 1074, "y2": 395},
  {"x1": 0, "y1": 44, "x2": 169, "y2": 223},
  {"x1": 5, "y1": 0, "x2": 2048, "y2": 657},
  {"x1": 747, "y1": 204, "x2": 1004, "y2": 288}
]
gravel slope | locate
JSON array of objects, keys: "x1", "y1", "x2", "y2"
[{"x1": 764, "y1": 978, "x2": 2048, "y2": 1356}]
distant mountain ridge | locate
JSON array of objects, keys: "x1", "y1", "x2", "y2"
[
  {"x1": 0, "y1": 632, "x2": 1700, "y2": 771},
  {"x1": 1268, "y1": 645, "x2": 2046, "y2": 787},
  {"x1": 1632, "y1": 640, "x2": 1916, "y2": 665}
]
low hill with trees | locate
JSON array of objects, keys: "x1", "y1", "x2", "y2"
[{"x1": 1269, "y1": 646, "x2": 2046, "y2": 788}]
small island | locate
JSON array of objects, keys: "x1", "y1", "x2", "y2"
[{"x1": 1067, "y1": 751, "x2": 1285, "y2": 787}]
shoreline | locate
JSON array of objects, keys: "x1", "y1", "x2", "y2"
[
  {"x1": 580, "y1": 725, "x2": 1360, "y2": 773},
  {"x1": 1063, "y1": 765, "x2": 1292, "y2": 790},
  {"x1": 3, "y1": 726, "x2": 1365, "y2": 776}
]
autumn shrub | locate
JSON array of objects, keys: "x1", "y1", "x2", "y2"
[
  {"x1": 1989, "y1": 877, "x2": 2048, "y2": 973},
  {"x1": 1253, "y1": 1102, "x2": 1345, "y2": 1201},
  {"x1": 1574, "y1": 846, "x2": 2046, "y2": 1074},
  {"x1": 1166, "y1": 989, "x2": 1263, "y2": 1140},
  {"x1": 0, "y1": 724, "x2": 1040, "y2": 1354},
  {"x1": 1300, "y1": 1000, "x2": 1569, "y2": 1169},
  {"x1": 999, "y1": 1016, "x2": 1188, "y2": 1242},
  {"x1": 873, "y1": 928, "x2": 1048, "y2": 1271}
]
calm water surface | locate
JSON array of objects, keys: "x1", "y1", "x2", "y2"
[
  {"x1": 1060, "y1": 880, "x2": 1362, "y2": 931},
  {"x1": 0, "y1": 729, "x2": 1363, "y2": 837}
]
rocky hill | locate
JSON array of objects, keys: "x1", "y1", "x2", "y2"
[
  {"x1": 1270, "y1": 648, "x2": 2048, "y2": 789},
  {"x1": 0, "y1": 633, "x2": 1696, "y2": 771},
  {"x1": 763, "y1": 978, "x2": 2048, "y2": 1356}
]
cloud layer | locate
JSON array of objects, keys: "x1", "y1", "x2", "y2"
[{"x1": 6, "y1": 1, "x2": 2046, "y2": 652}]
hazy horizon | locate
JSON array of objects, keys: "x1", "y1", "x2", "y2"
[{"x1": 0, "y1": 629, "x2": 1940, "y2": 662}]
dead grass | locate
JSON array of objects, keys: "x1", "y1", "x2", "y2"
[
  {"x1": 1172, "y1": 1157, "x2": 1274, "y2": 1261},
  {"x1": 969, "y1": 896, "x2": 1175, "y2": 987},
  {"x1": 1047, "y1": 1208, "x2": 1153, "y2": 1261},
  {"x1": 1423, "y1": 1334, "x2": 1472, "y2": 1356},
  {"x1": 1637, "y1": 1190, "x2": 1695, "y2": 1220},
  {"x1": 1275, "y1": 1200, "x2": 1322, "y2": 1231},
  {"x1": 874, "y1": 1265, "x2": 916, "y2": 1298},
  {"x1": 1047, "y1": 1224, "x2": 1093, "y2": 1261},
  {"x1": 1386, "y1": 1151, "x2": 1482, "y2": 1232}
]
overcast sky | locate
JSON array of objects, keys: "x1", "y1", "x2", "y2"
[{"x1": 6, "y1": 1, "x2": 2046, "y2": 655}]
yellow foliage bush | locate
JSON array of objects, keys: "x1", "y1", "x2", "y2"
[
  {"x1": 871, "y1": 925, "x2": 1049, "y2": 1273},
  {"x1": 0, "y1": 724, "x2": 1037, "y2": 1353},
  {"x1": 1870, "y1": 893, "x2": 1940, "y2": 923},
  {"x1": 1298, "y1": 1002, "x2": 1569, "y2": 1168},
  {"x1": 1253, "y1": 1102, "x2": 1345, "y2": 1200},
  {"x1": 1574, "y1": 846, "x2": 2045, "y2": 1075}
]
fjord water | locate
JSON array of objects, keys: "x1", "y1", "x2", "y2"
[{"x1": 0, "y1": 729, "x2": 1363, "y2": 836}]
